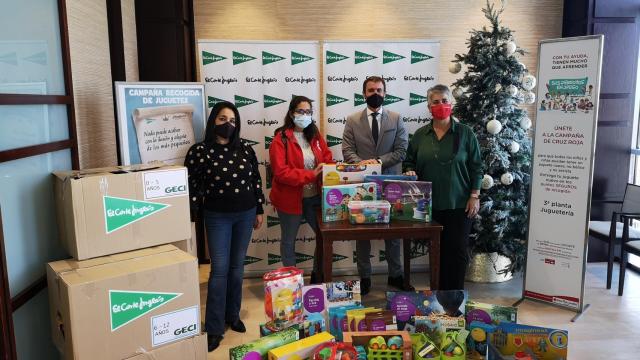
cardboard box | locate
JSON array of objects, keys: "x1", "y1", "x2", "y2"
[
  {"x1": 47, "y1": 245, "x2": 201, "y2": 360},
  {"x1": 342, "y1": 331, "x2": 413, "y2": 360},
  {"x1": 322, "y1": 163, "x2": 382, "y2": 186},
  {"x1": 230, "y1": 327, "x2": 299, "y2": 360},
  {"x1": 123, "y1": 333, "x2": 207, "y2": 360},
  {"x1": 53, "y1": 164, "x2": 191, "y2": 260},
  {"x1": 382, "y1": 180, "x2": 432, "y2": 222},
  {"x1": 322, "y1": 183, "x2": 377, "y2": 222},
  {"x1": 268, "y1": 332, "x2": 335, "y2": 360},
  {"x1": 465, "y1": 301, "x2": 518, "y2": 326},
  {"x1": 171, "y1": 222, "x2": 199, "y2": 258}
]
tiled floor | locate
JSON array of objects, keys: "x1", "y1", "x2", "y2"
[{"x1": 199, "y1": 263, "x2": 640, "y2": 359}]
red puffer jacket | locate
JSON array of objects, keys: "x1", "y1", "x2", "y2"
[{"x1": 269, "y1": 128, "x2": 334, "y2": 214}]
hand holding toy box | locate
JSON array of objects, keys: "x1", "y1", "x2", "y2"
[
  {"x1": 322, "y1": 183, "x2": 378, "y2": 222},
  {"x1": 322, "y1": 164, "x2": 382, "y2": 186}
]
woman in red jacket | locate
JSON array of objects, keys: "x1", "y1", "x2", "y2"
[{"x1": 269, "y1": 95, "x2": 333, "y2": 283}]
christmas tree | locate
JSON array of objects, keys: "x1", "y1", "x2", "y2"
[{"x1": 450, "y1": 0, "x2": 536, "y2": 274}]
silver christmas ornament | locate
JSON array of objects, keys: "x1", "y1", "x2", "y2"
[
  {"x1": 520, "y1": 117, "x2": 532, "y2": 130},
  {"x1": 509, "y1": 141, "x2": 520, "y2": 154},
  {"x1": 452, "y1": 87, "x2": 464, "y2": 98},
  {"x1": 482, "y1": 175, "x2": 494, "y2": 190},
  {"x1": 524, "y1": 91, "x2": 536, "y2": 104},
  {"x1": 503, "y1": 41, "x2": 517, "y2": 55},
  {"x1": 449, "y1": 62, "x2": 462, "y2": 74},
  {"x1": 487, "y1": 119, "x2": 503, "y2": 135},
  {"x1": 501, "y1": 172, "x2": 514, "y2": 185},
  {"x1": 507, "y1": 85, "x2": 518, "y2": 96},
  {"x1": 522, "y1": 75, "x2": 537, "y2": 90}
]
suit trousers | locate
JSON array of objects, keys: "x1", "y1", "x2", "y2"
[{"x1": 356, "y1": 239, "x2": 403, "y2": 279}]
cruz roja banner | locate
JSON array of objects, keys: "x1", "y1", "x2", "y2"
[
  {"x1": 323, "y1": 40, "x2": 440, "y2": 272},
  {"x1": 197, "y1": 40, "x2": 341, "y2": 275},
  {"x1": 522, "y1": 35, "x2": 603, "y2": 313}
]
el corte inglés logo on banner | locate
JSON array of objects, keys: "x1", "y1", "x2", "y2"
[
  {"x1": 268, "y1": 252, "x2": 313, "y2": 265},
  {"x1": 410, "y1": 93, "x2": 428, "y2": 106},
  {"x1": 383, "y1": 94, "x2": 404, "y2": 106},
  {"x1": 103, "y1": 196, "x2": 170, "y2": 234},
  {"x1": 244, "y1": 255, "x2": 262, "y2": 266},
  {"x1": 262, "y1": 51, "x2": 286, "y2": 65},
  {"x1": 268, "y1": 215, "x2": 306, "y2": 227},
  {"x1": 241, "y1": 138, "x2": 260, "y2": 147},
  {"x1": 291, "y1": 51, "x2": 314, "y2": 65},
  {"x1": 411, "y1": 50, "x2": 434, "y2": 64},
  {"x1": 264, "y1": 136, "x2": 273, "y2": 150},
  {"x1": 383, "y1": 50, "x2": 405, "y2": 64},
  {"x1": 326, "y1": 134, "x2": 343, "y2": 147},
  {"x1": 208, "y1": 96, "x2": 227, "y2": 108},
  {"x1": 263, "y1": 95, "x2": 287, "y2": 108},
  {"x1": 326, "y1": 93, "x2": 348, "y2": 107},
  {"x1": 234, "y1": 95, "x2": 259, "y2": 108},
  {"x1": 202, "y1": 51, "x2": 226, "y2": 65},
  {"x1": 109, "y1": 290, "x2": 182, "y2": 331},
  {"x1": 232, "y1": 51, "x2": 256, "y2": 65},
  {"x1": 333, "y1": 253, "x2": 348, "y2": 263},
  {"x1": 326, "y1": 50, "x2": 349, "y2": 64},
  {"x1": 355, "y1": 50, "x2": 377, "y2": 64},
  {"x1": 354, "y1": 93, "x2": 366, "y2": 106}
]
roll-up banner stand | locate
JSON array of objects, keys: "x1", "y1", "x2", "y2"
[{"x1": 516, "y1": 35, "x2": 604, "y2": 321}]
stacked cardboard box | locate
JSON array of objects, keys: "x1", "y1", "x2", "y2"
[{"x1": 48, "y1": 164, "x2": 205, "y2": 359}]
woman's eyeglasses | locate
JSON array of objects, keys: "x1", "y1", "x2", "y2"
[{"x1": 293, "y1": 109, "x2": 313, "y2": 115}]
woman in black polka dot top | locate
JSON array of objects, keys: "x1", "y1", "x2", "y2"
[{"x1": 184, "y1": 101, "x2": 264, "y2": 352}]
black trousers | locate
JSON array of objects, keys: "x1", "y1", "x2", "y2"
[{"x1": 432, "y1": 208, "x2": 472, "y2": 290}]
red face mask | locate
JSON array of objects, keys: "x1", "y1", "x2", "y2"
[{"x1": 430, "y1": 103, "x2": 452, "y2": 120}]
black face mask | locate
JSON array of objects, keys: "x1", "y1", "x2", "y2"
[
  {"x1": 366, "y1": 93, "x2": 384, "y2": 108},
  {"x1": 214, "y1": 122, "x2": 235, "y2": 139}
]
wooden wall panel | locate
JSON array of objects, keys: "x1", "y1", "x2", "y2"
[{"x1": 122, "y1": 0, "x2": 139, "y2": 82}]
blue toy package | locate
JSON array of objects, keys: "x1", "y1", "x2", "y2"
[
  {"x1": 468, "y1": 321, "x2": 496, "y2": 359},
  {"x1": 328, "y1": 304, "x2": 363, "y2": 341},
  {"x1": 386, "y1": 290, "x2": 468, "y2": 330},
  {"x1": 364, "y1": 174, "x2": 418, "y2": 199},
  {"x1": 303, "y1": 312, "x2": 326, "y2": 338}
]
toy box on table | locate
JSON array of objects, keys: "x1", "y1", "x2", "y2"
[
  {"x1": 263, "y1": 267, "x2": 304, "y2": 324},
  {"x1": 322, "y1": 183, "x2": 378, "y2": 222},
  {"x1": 268, "y1": 332, "x2": 335, "y2": 360},
  {"x1": 322, "y1": 164, "x2": 382, "y2": 186},
  {"x1": 230, "y1": 327, "x2": 300, "y2": 360},
  {"x1": 465, "y1": 301, "x2": 518, "y2": 325},
  {"x1": 363, "y1": 175, "x2": 417, "y2": 199},
  {"x1": 382, "y1": 180, "x2": 432, "y2": 222},
  {"x1": 348, "y1": 200, "x2": 390, "y2": 224},
  {"x1": 342, "y1": 331, "x2": 413, "y2": 360},
  {"x1": 386, "y1": 290, "x2": 467, "y2": 331}
]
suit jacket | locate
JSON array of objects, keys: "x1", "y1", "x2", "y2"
[{"x1": 342, "y1": 108, "x2": 408, "y2": 175}]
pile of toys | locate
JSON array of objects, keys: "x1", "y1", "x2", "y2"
[{"x1": 320, "y1": 163, "x2": 432, "y2": 224}]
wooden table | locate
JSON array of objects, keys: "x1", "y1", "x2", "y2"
[{"x1": 315, "y1": 212, "x2": 443, "y2": 290}]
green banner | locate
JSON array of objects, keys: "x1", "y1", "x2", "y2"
[
  {"x1": 291, "y1": 51, "x2": 314, "y2": 65},
  {"x1": 547, "y1": 78, "x2": 588, "y2": 95},
  {"x1": 265, "y1": 136, "x2": 273, "y2": 149},
  {"x1": 326, "y1": 50, "x2": 349, "y2": 64},
  {"x1": 355, "y1": 50, "x2": 377, "y2": 64},
  {"x1": 411, "y1": 50, "x2": 434, "y2": 64},
  {"x1": 326, "y1": 134, "x2": 343, "y2": 147},
  {"x1": 241, "y1": 138, "x2": 260, "y2": 147},
  {"x1": 354, "y1": 93, "x2": 366, "y2": 106},
  {"x1": 244, "y1": 255, "x2": 262, "y2": 266},
  {"x1": 208, "y1": 96, "x2": 227, "y2": 108},
  {"x1": 383, "y1": 50, "x2": 405, "y2": 64},
  {"x1": 202, "y1": 51, "x2": 226, "y2": 65},
  {"x1": 262, "y1": 51, "x2": 286, "y2": 65},
  {"x1": 326, "y1": 94, "x2": 348, "y2": 107},
  {"x1": 383, "y1": 94, "x2": 404, "y2": 106},
  {"x1": 264, "y1": 94, "x2": 287, "y2": 108},
  {"x1": 103, "y1": 196, "x2": 170, "y2": 234},
  {"x1": 410, "y1": 93, "x2": 428, "y2": 106},
  {"x1": 110, "y1": 290, "x2": 181, "y2": 331},
  {"x1": 232, "y1": 51, "x2": 256, "y2": 65},
  {"x1": 235, "y1": 95, "x2": 259, "y2": 108}
]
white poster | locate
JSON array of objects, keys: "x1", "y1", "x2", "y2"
[
  {"x1": 323, "y1": 40, "x2": 440, "y2": 272},
  {"x1": 198, "y1": 40, "x2": 331, "y2": 275},
  {"x1": 524, "y1": 36, "x2": 603, "y2": 311}
]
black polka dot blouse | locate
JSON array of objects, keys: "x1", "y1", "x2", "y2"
[{"x1": 185, "y1": 140, "x2": 265, "y2": 215}]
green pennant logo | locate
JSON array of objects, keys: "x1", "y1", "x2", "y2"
[
  {"x1": 326, "y1": 50, "x2": 349, "y2": 64},
  {"x1": 333, "y1": 253, "x2": 348, "y2": 263},
  {"x1": 326, "y1": 94, "x2": 348, "y2": 107},
  {"x1": 354, "y1": 93, "x2": 366, "y2": 106},
  {"x1": 109, "y1": 290, "x2": 181, "y2": 331},
  {"x1": 295, "y1": 252, "x2": 314, "y2": 263},
  {"x1": 264, "y1": 95, "x2": 287, "y2": 108},
  {"x1": 383, "y1": 50, "x2": 405, "y2": 64},
  {"x1": 202, "y1": 51, "x2": 226, "y2": 65},
  {"x1": 291, "y1": 51, "x2": 314, "y2": 65},
  {"x1": 379, "y1": 250, "x2": 387, "y2": 262},
  {"x1": 410, "y1": 241, "x2": 429, "y2": 259},
  {"x1": 208, "y1": 96, "x2": 227, "y2": 108},
  {"x1": 241, "y1": 138, "x2": 260, "y2": 147},
  {"x1": 235, "y1": 95, "x2": 259, "y2": 108},
  {"x1": 326, "y1": 135, "x2": 342, "y2": 147},
  {"x1": 244, "y1": 255, "x2": 262, "y2": 266},
  {"x1": 353, "y1": 251, "x2": 375, "y2": 263},
  {"x1": 265, "y1": 136, "x2": 273, "y2": 150},
  {"x1": 355, "y1": 50, "x2": 377, "y2": 64},
  {"x1": 268, "y1": 253, "x2": 282, "y2": 265},
  {"x1": 411, "y1": 50, "x2": 434, "y2": 64},
  {"x1": 262, "y1": 51, "x2": 286, "y2": 65},
  {"x1": 232, "y1": 51, "x2": 256, "y2": 65},
  {"x1": 103, "y1": 196, "x2": 170, "y2": 234},
  {"x1": 383, "y1": 94, "x2": 404, "y2": 106},
  {"x1": 410, "y1": 93, "x2": 428, "y2": 106},
  {"x1": 267, "y1": 216, "x2": 281, "y2": 228}
]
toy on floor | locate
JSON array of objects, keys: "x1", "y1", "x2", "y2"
[
  {"x1": 264, "y1": 267, "x2": 304, "y2": 323},
  {"x1": 312, "y1": 342, "x2": 358, "y2": 360}
]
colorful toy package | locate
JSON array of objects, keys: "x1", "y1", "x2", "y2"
[
  {"x1": 264, "y1": 267, "x2": 304, "y2": 323},
  {"x1": 322, "y1": 183, "x2": 378, "y2": 222},
  {"x1": 363, "y1": 174, "x2": 417, "y2": 199},
  {"x1": 303, "y1": 313, "x2": 327, "y2": 338},
  {"x1": 382, "y1": 180, "x2": 432, "y2": 222},
  {"x1": 342, "y1": 331, "x2": 413, "y2": 360},
  {"x1": 468, "y1": 321, "x2": 497, "y2": 359},
  {"x1": 268, "y1": 332, "x2": 335, "y2": 360},
  {"x1": 328, "y1": 304, "x2": 363, "y2": 341},
  {"x1": 488, "y1": 322, "x2": 568, "y2": 360},
  {"x1": 230, "y1": 327, "x2": 299, "y2": 360},
  {"x1": 303, "y1": 284, "x2": 328, "y2": 319},
  {"x1": 326, "y1": 280, "x2": 361, "y2": 308},
  {"x1": 414, "y1": 316, "x2": 466, "y2": 348},
  {"x1": 312, "y1": 342, "x2": 359, "y2": 360},
  {"x1": 322, "y1": 163, "x2": 382, "y2": 186},
  {"x1": 386, "y1": 290, "x2": 468, "y2": 330},
  {"x1": 260, "y1": 320, "x2": 303, "y2": 338},
  {"x1": 348, "y1": 200, "x2": 391, "y2": 224},
  {"x1": 465, "y1": 301, "x2": 518, "y2": 326},
  {"x1": 346, "y1": 307, "x2": 380, "y2": 331},
  {"x1": 365, "y1": 310, "x2": 397, "y2": 331}
]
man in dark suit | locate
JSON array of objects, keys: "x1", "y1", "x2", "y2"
[{"x1": 342, "y1": 76, "x2": 411, "y2": 295}]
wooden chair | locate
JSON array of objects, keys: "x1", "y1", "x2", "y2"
[
  {"x1": 588, "y1": 183, "x2": 640, "y2": 289},
  {"x1": 618, "y1": 214, "x2": 640, "y2": 295}
]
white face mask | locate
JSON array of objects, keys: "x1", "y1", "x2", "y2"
[{"x1": 293, "y1": 114, "x2": 312, "y2": 129}]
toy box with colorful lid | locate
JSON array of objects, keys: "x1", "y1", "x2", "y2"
[
  {"x1": 348, "y1": 200, "x2": 390, "y2": 224},
  {"x1": 323, "y1": 163, "x2": 382, "y2": 186},
  {"x1": 342, "y1": 331, "x2": 412, "y2": 360},
  {"x1": 322, "y1": 183, "x2": 378, "y2": 222},
  {"x1": 264, "y1": 267, "x2": 304, "y2": 324}
]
